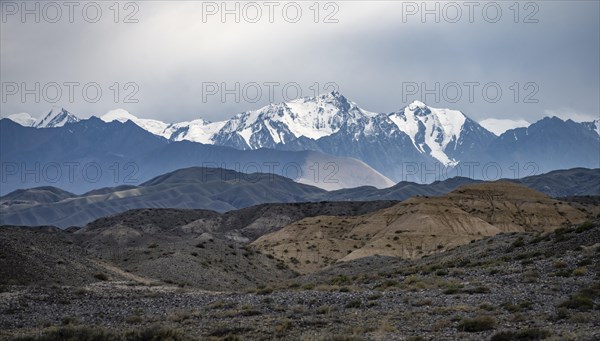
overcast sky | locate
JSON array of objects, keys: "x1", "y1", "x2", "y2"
[{"x1": 1, "y1": 1, "x2": 599, "y2": 123}]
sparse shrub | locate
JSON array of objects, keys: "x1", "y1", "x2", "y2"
[
  {"x1": 465, "y1": 285, "x2": 490, "y2": 294},
  {"x1": 456, "y1": 259, "x2": 471, "y2": 267},
  {"x1": 345, "y1": 299, "x2": 362, "y2": 309},
  {"x1": 377, "y1": 320, "x2": 396, "y2": 333},
  {"x1": 330, "y1": 275, "x2": 351, "y2": 285},
  {"x1": 490, "y1": 328, "x2": 551, "y2": 341},
  {"x1": 239, "y1": 309, "x2": 262, "y2": 316},
  {"x1": 554, "y1": 270, "x2": 571, "y2": 277},
  {"x1": 519, "y1": 301, "x2": 533, "y2": 310},
  {"x1": 407, "y1": 337, "x2": 425, "y2": 341},
  {"x1": 523, "y1": 270, "x2": 540, "y2": 283},
  {"x1": 208, "y1": 326, "x2": 250, "y2": 338},
  {"x1": 61, "y1": 316, "x2": 78, "y2": 326},
  {"x1": 403, "y1": 275, "x2": 420, "y2": 284},
  {"x1": 256, "y1": 287, "x2": 273, "y2": 295},
  {"x1": 317, "y1": 305, "x2": 333, "y2": 315},
  {"x1": 208, "y1": 300, "x2": 231, "y2": 310},
  {"x1": 443, "y1": 284, "x2": 463, "y2": 295},
  {"x1": 479, "y1": 303, "x2": 495, "y2": 311},
  {"x1": 125, "y1": 315, "x2": 143, "y2": 324},
  {"x1": 528, "y1": 235, "x2": 547, "y2": 244},
  {"x1": 554, "y1": 307, "x2": 570, "y2": 320},
  {"x1": 411, "y1": 298, "x2": 432, "y2": 307},
  {"x1": 74, "y1": 288, "x2": 87, "y2": 296},
  {"x1": 489, "y1": 268, "x2": 500, "y2": 275},
  {"x1": 93, "y1": 273, "x2": 108, "y2": 281},
  {"x1": 575, "y1": 221, "x2": 595, "y2": 233},
  {"x1": 367, "y1": 293, "x2": 382, "y2": 300},
  {"x1": 274, "y1": 318, "x2": 292, "y2": 334},
  {"x1": 512, "y1": 237, "x2": 525, "y2": 248},
  {"x1": 553, "y1": 260, "x2": 568, "y2": 269},
  {"x1": 570, "y1": 312, "x2": 591, "y2": 323},
  {"x1": 577, "y1": 258, "x2": 592, "y2": 266},
  {"x1": 560, "y1": 294, "x2": 594, "y2": 311},
  {"x1": 457, "y1": 315, "x2": 496, "y2": 332},
  {"x1": 553, "y1": 227, "x2": 572, "y2": 236},
  {"x1": 502, "y1": 301, "x2": 533, "y2": 312},
  {"x1": 435, "y1": 269, "x2": 448, "y2": 276},
  {"x1": 572, "y1": 267, "x2": 587, "y2": 276},
  {"x1": 377, "y1": 279, "x2": 399, "y2": 289}
]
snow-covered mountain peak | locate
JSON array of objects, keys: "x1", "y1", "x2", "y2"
[
  {"x1": 101, "y1": 109, "x2": 170, "y2": 138},
  {"x1": 216, "y1": 92, "x2": 378, "y2": 147},
  {"x1": 389, "y1": 102, "x2": 468, "y2": 166},
  {"x1": 100, "y1": 109, "x2": 139, "y2": 123},
  {"x1": 35, "y1": 107, "x2": 80, "y2": 128},
  {"x1": 407, "y1": 100, "x2": 427, "y2": 111},
  {"x1": 4, "y1": 108, "x2": 79, "y2": 128},
  {"x1": 6, "y1": 113, "x2": 36, "y2": 127},
  {"x1": 168, "y1": 118, "x2": 226, "y2": 144}
]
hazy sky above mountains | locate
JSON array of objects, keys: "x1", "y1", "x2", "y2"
[{"x1": 1, "y1": 1, "x2": 599, "y2": 123}]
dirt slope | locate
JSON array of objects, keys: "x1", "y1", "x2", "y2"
[{"x1": 252, "y1": 182, "x2": 589, "y2": 273}]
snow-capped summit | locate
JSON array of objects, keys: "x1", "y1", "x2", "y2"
[
  {"x1": 35, "y1": 107, "x2": 80, "y2": 128},
  {"x1": 168, "y1": 119, "x2": 226, "y2": 144},
  {"x1": 101, "y1": 109, "x2": 171, "y2": 138},
  {"x1": 4, "y1": 108, "x2": 79, "y2": 128},
  {"x1": 6, "y1": 113, "x2": 37, "y2": 127},
  {"x1": 407, "y1": 100, "x2": 427, "y2": 111},
  {"x1": 211, "y1": 91, "x2": 379, "y2": 149},
  {"x1": 100, "y1": 108, "x2": 139, "y2": 123},
  {"x1": 388, "y1": 102, "x2": 469, "y2": 166}
]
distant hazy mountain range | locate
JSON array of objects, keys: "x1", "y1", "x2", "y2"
[
  {"x1": 2, "y1": 92, "x2": 599, "y2": 193},
  {"x1": 1, "y1": 167, "x2": 597, "y2": 228},
  {"x1": 0, "y1": 116, "x2": 394, "y2": 195}
]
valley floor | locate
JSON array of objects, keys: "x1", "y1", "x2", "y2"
[{"x1": 1, "y1": 224, "x2": 599, "y2": 340}]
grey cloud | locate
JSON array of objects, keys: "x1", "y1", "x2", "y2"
[{"x1": 1, "y1": 1, "x2": 598, "y2": 124}]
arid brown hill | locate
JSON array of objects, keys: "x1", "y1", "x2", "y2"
[{"x1": 251, "y1": 182, "x2": 589, "y2": 273}]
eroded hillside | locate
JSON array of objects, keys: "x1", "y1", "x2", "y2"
[{"x1": 252, "y1": 182, "x2": 589, "y2": 273}]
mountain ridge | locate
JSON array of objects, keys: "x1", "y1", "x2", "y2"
[
  {"x1": 3, "y1": 93, "x2": 599, "y2": 184},
  {"x1": 1, "y1": 167, "x2": 598, "y2": 228}
]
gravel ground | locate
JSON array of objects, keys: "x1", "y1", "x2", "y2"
[{"x1": 1, "y1": 223, "x2": 599, "y2": 340}]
